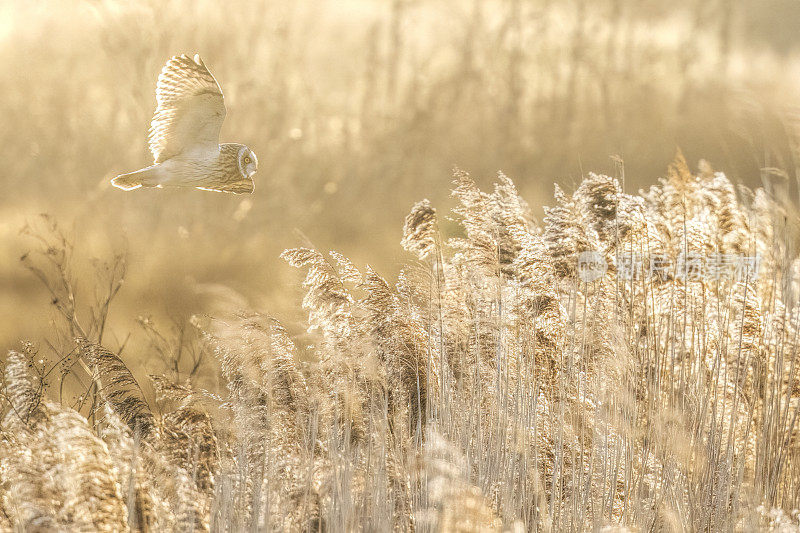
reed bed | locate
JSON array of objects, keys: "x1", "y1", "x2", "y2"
[{"x1": 2, "y1": 154, "x2": 800, "y2": 531}]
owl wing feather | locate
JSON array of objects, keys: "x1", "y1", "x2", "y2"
[{"x1": 148, "y1": 54, "x2": 226, "y2": 164}]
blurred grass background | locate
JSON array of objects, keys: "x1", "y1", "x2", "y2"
[{"x1": 2, "y1": 0, "x2": 800, "y2": 355}]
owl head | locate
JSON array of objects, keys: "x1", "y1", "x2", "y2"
[{"x1": 237, "y1": 146, "x2": 258, "y2": 178}]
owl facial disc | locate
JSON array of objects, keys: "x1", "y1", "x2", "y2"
[{"x1": 237, "y1": 146, "x2": 258, "y2": 177}]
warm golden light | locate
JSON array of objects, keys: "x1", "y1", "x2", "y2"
[{"x1": 2, "y1": 1, "x2": 800, "y2": 530}]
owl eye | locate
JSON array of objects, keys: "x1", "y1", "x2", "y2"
[{"x1": 244, "y1": 157, "x2": 251, "y2": 164}]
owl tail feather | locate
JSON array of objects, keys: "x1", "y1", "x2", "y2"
[{"x1": 111, "y1": 167, "x2": 157, "y2": 191}]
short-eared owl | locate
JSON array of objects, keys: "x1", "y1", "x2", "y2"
[{"x1": 112, "y1": 54, "x2": 257, "y2": 194}]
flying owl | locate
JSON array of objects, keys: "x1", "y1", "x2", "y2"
[{"x1": 112, "y1": 54, "x2": 257, "y2": 194}]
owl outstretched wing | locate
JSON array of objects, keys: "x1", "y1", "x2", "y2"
[{"x1": 148, "y1": 54, "x2": 226, "y2": 163}]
